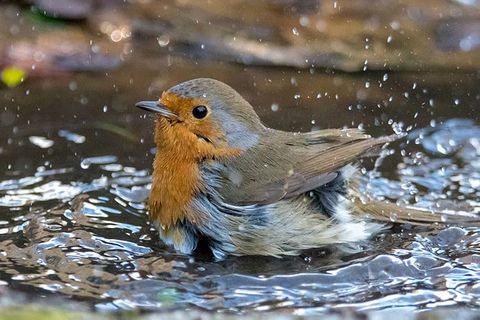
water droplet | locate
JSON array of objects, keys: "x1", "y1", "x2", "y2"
[
  {"x1": 80, "y1": 160, "x2": 91, "y2": 169},
  {"x1": 29, "y1": 136, "x2": 54, "y2": 149},
  {"x1": 110, "y1": 30, "x2": 123, "y2": 42},
  {"x1": 157, "y1": 35, "x2": 170, "y2": 47},
  {"x1": 69, "y1": 81, "x2": 78, "y2": 91},
  {"x1": 391, "y1": 122, "x2": 404, "y2": 134},
  {"x1": 389, "y1": 212, "x2": 398, "y2": 222},
  {"x1": 390, "y1": 21, "x2": 400, "y2": 30},
  {"x1": 436, "y1": 143, "x2": 448, "y2": 154},
  {"x1": 58, "y1": 130, "x2": 86, "y2": 144},
  {"x1": 299, "y1": 16, "x2": 309, "y2": 26},
  {"x1": 271, "y1": 103, "x2": 279, "y2": 112}
]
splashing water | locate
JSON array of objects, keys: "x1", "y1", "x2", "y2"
[{"x1": 0, "y1": 116, "x2": 478, "y2": 313}]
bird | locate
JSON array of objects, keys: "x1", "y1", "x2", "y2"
[{"x1": 136, "y1": 78, "x2": 479, "y2": 259}]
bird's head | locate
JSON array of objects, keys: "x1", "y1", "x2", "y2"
[{"x1": 136, "y1": 78, "x2": 264, "y2": 158}]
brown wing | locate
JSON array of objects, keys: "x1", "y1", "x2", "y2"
[
  {"x1": 295, "y1": 133, "x2": 398, "y2": 181},
  {"x1": 219, "y1": 129, "x2": 400, "y2": 205}
]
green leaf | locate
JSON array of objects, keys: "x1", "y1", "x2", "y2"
[
  {"x1": 25, "y1": 7, "x2": 68, "y2": 26},
  {"x1": 1, "y1": 67, "x2": 27, "y2": 88}
]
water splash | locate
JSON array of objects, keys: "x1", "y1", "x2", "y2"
[{"x1": 0, "y1": 119, "x2": 479, "y2": 313}]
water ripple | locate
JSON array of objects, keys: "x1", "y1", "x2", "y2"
[{"x1": 0, "y1": 120, "x2": 479, "y2": 313}]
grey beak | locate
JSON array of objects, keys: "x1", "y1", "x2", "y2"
[{"x1": 135, "y1": 101, "x2": 179, "y2": 120}]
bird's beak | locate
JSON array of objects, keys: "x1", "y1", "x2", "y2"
[{"x1": 135, "y1": 101, "x2": 180, "y2": 121}]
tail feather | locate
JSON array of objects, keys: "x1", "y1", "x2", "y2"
[{"x1": 352, "y1": 198, "x2": 480, "y2": 227}]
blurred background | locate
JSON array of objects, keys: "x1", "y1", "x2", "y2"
[
  {"x1": 1, "y1": 0, "x2": 479, "y2": 137},
  {"x1": 0, "y1": 0, "x2": 479, "y2": 318}
]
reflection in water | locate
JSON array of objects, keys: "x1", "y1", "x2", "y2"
[{"x1": 0, "y1": 117, "x2": 479, "y2": 313}]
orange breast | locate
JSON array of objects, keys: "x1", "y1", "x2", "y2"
[
  {"x1": 148, "y1": 118, "x2": 204, "y2": 227},
  {"x1": 148, "y1": 96, "x2": 243, "y2": 228}
]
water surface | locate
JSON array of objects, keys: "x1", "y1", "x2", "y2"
[
  {"x1": 1, "y1": 58, "x2": 479, "y2": 313},
  {"x1": 0, "y1": 1, "x2": 479, "y2": 314}
]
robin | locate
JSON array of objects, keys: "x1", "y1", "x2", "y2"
[{"x1": 136, "y1": 78, "x2": 478, "y2": 259}]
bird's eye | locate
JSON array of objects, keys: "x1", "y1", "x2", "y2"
[{"x1": 192, "y1": 105, "x2": 208, "y2": 119}]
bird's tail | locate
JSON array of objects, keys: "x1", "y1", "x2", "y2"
[{"x1": 352, "y1": 198, "x2": 480, "y2": 227}]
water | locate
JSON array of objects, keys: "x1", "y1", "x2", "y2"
[{"x1": 0, "y1": 57, "x2": 479, "y2": 313}]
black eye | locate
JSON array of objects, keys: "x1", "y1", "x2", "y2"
[{"x1": 192, "y1": 105, "x2": 208, "y2": 119}]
